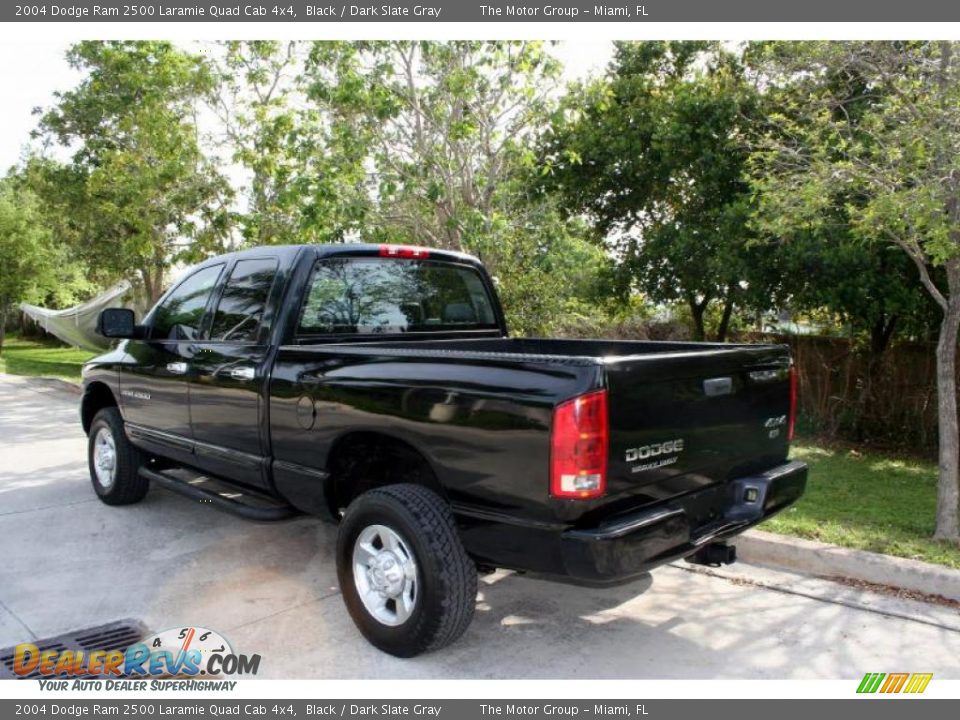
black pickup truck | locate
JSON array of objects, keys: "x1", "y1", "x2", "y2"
[{"x1": 82, "y1": 243, "x2": 806, "y2": 657}]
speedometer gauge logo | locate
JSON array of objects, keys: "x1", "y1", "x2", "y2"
[{"x1": 143, "y1": 627, "x2": 233, "y2": 675}]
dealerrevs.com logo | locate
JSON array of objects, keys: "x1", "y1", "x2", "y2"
[{"x1": 13, "y1": 626, "x2": 260, "y2": 681}]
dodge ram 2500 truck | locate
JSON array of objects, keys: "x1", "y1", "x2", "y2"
[{"x1": 82, "y1": 243, "x2": 806, "y2": 657}]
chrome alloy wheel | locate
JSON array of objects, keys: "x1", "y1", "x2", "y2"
[
  {"x1": 92, "y1": 427, "x2": 117, "y2": 489},
  {"x1": 352, "y1": 524, "x2": 419, "y2": 627}
]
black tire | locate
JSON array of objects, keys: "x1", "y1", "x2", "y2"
[
  {"x1": 336, "y1": 484, "x2": 477, "y2": 657},
  {"x1": 87, "y1": 407, "x2": 149, "y2": 505}
]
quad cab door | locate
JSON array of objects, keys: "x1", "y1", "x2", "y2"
[
  {"x1": 120, "y1": 263, "x2": 226, "y2": 465},
  {"x1": 187, "y1": 256, "x2": 282, "y2": 491}
]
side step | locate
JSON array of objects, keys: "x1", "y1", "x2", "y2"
[{"x1": 139, "y1": 466, "x2": 299, "y2": 521}]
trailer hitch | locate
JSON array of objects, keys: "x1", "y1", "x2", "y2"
[{"x1": 685, "y1": 542, "x2": 737, "y2": 568}]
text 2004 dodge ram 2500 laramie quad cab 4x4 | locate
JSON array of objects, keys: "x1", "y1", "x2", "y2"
[{"x1": 81, "y1": 243, "x2": 806, "y2": 657}]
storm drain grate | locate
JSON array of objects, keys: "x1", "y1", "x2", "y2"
[{"x1": 0, "y1": 619, "x2": 146, "y2": 680}]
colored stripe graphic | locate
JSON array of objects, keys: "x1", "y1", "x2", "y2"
[
  {"x1": 903, "y1": 673, "x2": 933, "y2": 694},
  {"x1": 880, "y1": 673, "x2": 909, "y2": 693},
  {"x1": 857, "y1": 673, "x2": 885, "y2": 693},
  {"x1": 857, "y1": 672, "x2": 932, "y2": 694}
]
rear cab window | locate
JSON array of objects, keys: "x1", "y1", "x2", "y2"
[
  {"x1": 210, "y1": 257, "x2": 280, "y2": 343},
  {"x1": 296, "y1": 257, "x2": 498, "y2": 336}
]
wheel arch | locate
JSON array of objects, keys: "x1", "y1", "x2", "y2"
[
  {"x1": 81, "y1": 381, "x2": 118, "y2": 435},
  {"x1": 323, "y1": 430, "x2": 448, "y2": 518}
]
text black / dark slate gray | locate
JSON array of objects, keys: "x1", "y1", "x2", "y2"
[{"x1": 5, "y1": 0, "x2": 958, "y2": 22}]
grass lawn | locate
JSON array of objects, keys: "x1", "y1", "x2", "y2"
[
  {"x1": 763, "y1": 442, "x2": 960, "y2": 569},
  {"x1": 0, "y1": 334, "x2": 96, "y2": 383}
]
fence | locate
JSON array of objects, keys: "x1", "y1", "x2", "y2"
[{"x1": 748, "y1": 333, "x2": 941, "y2": 451}]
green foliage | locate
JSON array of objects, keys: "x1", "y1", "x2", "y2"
[
  {"x1": 0, "y1": 182, "x2": 53, "y2": 309},
  {"x1": 37, "y1": 41, "x2": 231, "y2": 304},
  {"x1": 481, "y1": 204, "x2": 608, "y2": 336},
  {"x1": 304, "y1": 41, "x2": 602, "y2": 333},
  {"x1": 0, "y1": 177, "x2": 93, "y2": 351},
  {"x1": 746, "y1": 42, "x2": 941, "y2": 351},
  {"x1": 540, "y1": 41, "x2": 769, "y2": 341},
  {"x1": 209, "y1": 41, "x2": 370, "y2": 246},
  {"x1": 749, "y1": 42, "x2": 960, "y2": 310},
  {"x1": 306, "y1": 41, "x2": 561, "y2": 248}
]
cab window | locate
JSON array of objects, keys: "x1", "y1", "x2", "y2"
[
  {"x1": 151, "y1": 264, "x2": 224, "y2": 341},
  {"x1": 210, "y1": 258, "x2": 279, "y2": 343},
  {"x1": 297, "y1": 258, "x2": 498, "y2": 336}
]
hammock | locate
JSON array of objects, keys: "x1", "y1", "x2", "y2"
[{"x1": 19, "y1": 281, "x2": 135, "y2": 352}]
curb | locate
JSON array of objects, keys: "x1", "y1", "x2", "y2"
[{"x1": 736, "y1": 528, "x2": 960, "y2": 603}]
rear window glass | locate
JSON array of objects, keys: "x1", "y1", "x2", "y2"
[{"x1": 297, "y1": 258, "x2": 498, "y2": 335}]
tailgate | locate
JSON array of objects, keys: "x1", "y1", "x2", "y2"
[{"x1": 603, "y1": 344, "x2": 793, "y2": 507}]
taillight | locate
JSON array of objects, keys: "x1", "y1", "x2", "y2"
[
  {"x1": 379, "y1": 244, "x2": 430, "y2": 259},
  {"x1": 788, "y1": 365, "x2": 798, "y2": 442},
  {"x1": 550, "y1": 389, "x2": 608, "y2": 499}
]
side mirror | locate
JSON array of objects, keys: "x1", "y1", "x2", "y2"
[{"x1": 96, "y1": 308, "x2": 139, "y2": 339}]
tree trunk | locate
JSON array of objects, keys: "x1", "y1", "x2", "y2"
[
  {"x1": 934, "y1": 302, "x2": 960, "y2": 541},
  {"x1": 689, "y1": 300, "x2": 707, "y2": 342},
  {"x1": 140, "y1": 265, "x2": 166, "y2": 308},
  {"x1": 715, "y1": 293, "x2": 734, "y2": 342},
  {"x1": 852, "y1": 314, "x2": 899, "y2": 441}
]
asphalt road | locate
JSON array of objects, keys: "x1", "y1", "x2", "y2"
[{"x1": 2, "y1": 373, "x2": 959, "y2": 679}]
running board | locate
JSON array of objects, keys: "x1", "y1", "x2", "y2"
[{"x1": 139, "y1": 466, "x2": 299, "y2": 521}]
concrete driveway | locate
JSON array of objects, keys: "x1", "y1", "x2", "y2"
[{"x1": 1, "y1": 373, "x2": 959, "y2": 679}]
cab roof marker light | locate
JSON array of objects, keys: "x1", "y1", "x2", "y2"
[{"x1": 379, "y1": 245, "x2": 431, "y2": 259}]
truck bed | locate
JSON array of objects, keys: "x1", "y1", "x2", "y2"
[
  {"x1": 274, "y1": 337, "x2": 789, "y2": 498},
  {"x1": 270, "y1": 333, "x2": 796, "y2": 580}
]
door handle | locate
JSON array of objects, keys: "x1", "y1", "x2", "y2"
[
  {"x1": 228, "y1": 366, "x2": 256, "y2": 381},
  {"x1": 166, "y1": 362, "x2": 189, "y2": 375}
]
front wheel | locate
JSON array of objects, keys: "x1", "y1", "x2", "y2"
[
  {"x1": 87, "y1": 407, "x2": 149, "y2": 505},
  {"x1": 336, "y1": 484, "x2": 477, "y2": 657}
]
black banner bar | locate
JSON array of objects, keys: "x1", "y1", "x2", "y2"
[
  {"x1": 4, "y1": 0, "x2": 957, "y2": 22},
  {"x1": 1, "y1": 700, "x2": 957, "y2": 719}
]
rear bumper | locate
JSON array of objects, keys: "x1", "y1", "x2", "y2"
[{"x1": 557, "y1": 460, "x2": 807, "y2": 585}]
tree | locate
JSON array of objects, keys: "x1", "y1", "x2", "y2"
[
  {"x1": 303, "y1": 41, "x2": 605, "y2": 334},
  {"x1": 37, "y1": 41, "x2": 230, "y2": 305},
  {"x1": 750, "y1": 41, "x2": 960, "y2": 541},
  {"x1": 540, "y1": 41, "x2": 766, "y2": 341},
  {"x1": 207, "y1": 41, "x2": 370, "y2": 246},
  {"x1": 0, "y1": 178, "x2": 90, "y2": 353},
  {"x1": 305, "y1": 41, "x2": 561, "y2": 256}
]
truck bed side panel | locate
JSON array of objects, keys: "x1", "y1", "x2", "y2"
[{"x1": 268, "y1": 346, "x2": 600, "y2": 526}]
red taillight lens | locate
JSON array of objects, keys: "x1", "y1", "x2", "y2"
[
  {"x1": 379, "y1": 244, "x2": 431, "y2": 259},
  {"x1": 788, "y1": 366, "x2": 798, "y2": 442},
  {"x1": 550, "y1": 389, "x2": 608, "y2": 499}
]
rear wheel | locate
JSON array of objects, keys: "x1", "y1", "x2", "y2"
[
  {"x1": 87, "y1": 407, "x2": 149, "y2": 505},
  {"x1": 336, "y1": 484, "x2": 477, "y2": 657}
]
